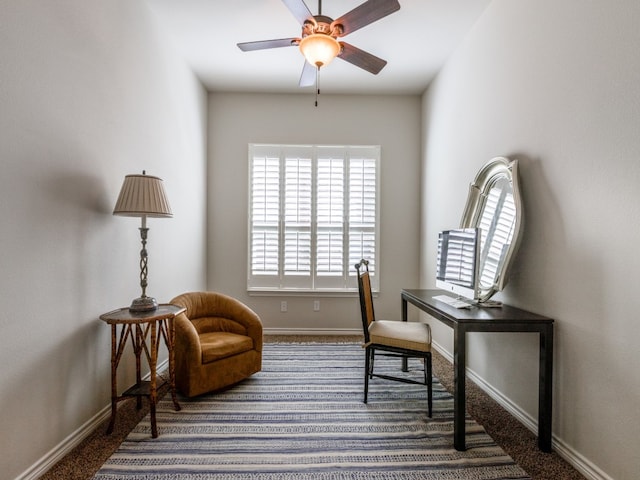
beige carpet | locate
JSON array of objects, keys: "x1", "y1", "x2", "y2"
[{"x1": 40, "y1": 335, "x2": 585, "y2": 480}]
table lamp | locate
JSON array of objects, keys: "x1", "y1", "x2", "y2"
[{"x1": 113, "y1": 171, "x2": 172, "y2": 312}]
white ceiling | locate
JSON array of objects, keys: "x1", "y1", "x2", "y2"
[{"x1": 146, "y1": 0, "x2": 490, "y2": 95}]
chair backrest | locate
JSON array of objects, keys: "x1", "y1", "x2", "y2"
[
  {"x1": 355, "y1": 259, "x2": 375, "y2": 343},
  {"x1": 170, "y1": 291, "x2": 259, "y2": 336}
]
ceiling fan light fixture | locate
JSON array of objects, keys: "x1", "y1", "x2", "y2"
[{"x1": 299, "y1": 33, "x2": 341, "y2": 68}]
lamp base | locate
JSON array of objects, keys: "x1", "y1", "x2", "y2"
[{"x1": 129, "y1": 296, "x2": 158, "y2": 312}]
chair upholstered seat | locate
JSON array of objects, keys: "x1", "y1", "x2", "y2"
[
  {"x1": 200, "y1": 332, "x2": 254, "y2": 364},
  {"x1": 171, "y1": 291, "x2": 263, "y2": 397},
  {"x1": 369, "y1": 320, "x2": 431, "y2": 353}
]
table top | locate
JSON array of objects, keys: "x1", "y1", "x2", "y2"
[
  {"x1": 99, "y1": 304, "x2": 186, "y2": 324},
  {"x1": 402, "y1": 289, "x2": 553, "y2": 325}
]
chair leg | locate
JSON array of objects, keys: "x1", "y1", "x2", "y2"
[
  {"x1": 364, "y1": 347, "x2": 371, "y2": 403},
  {"x1": 369, "y1": 349, "x2": 375, "y2": 379},
  {"x1": 423, "y1": 356, "x2": 428, "y2": 385},
  {"x1": 426, "y1": 354, "x2": 433, "y2": 418}
]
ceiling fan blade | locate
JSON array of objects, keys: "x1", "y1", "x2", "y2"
[
  {"x1": 338, "y1": 42, "x2": 387, "y2": 74},
  {"x1": 282, "y1": 0, "x2": 313, "y2": 25},
  {"x1": 237, "y1": 38, "x2": 299, "y2": 51},
  {"x1": 332, "y1": 0, "x2": 400, "y2": 36},
  {"x1": 299, "y1": 61, "x2": 316, "y2": 87}
]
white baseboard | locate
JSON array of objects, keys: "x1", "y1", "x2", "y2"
[
  {"x1": 16, "y1": 359, "x2": 170, "y2": 480},
  {"x1": 431, "y1": 340, "x2": 612, "y2": 480},
  {"x1": 264, "y1": 327, "x2": 362, "y2": 336},
  {"x1": 15, "y1": 405, "x2": 112, "y2": 480}
]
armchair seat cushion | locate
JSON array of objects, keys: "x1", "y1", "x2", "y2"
[{"x1": 200, "y1": 332, "x2": 254, "y2": 364}]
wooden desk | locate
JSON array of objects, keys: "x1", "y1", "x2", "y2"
[
  {"x1": 100, "y1": 304, "x2": 185, "y2": 438},
  {"x1": 401, "y1": 289, "x2": 554, "y2": 452}
]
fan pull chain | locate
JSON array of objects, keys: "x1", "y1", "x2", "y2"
[{"x1": 315, "y1": 67, "x2": 320, "y2": 107}]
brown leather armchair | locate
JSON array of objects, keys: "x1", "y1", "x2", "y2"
[{"x1": 170, "y1": 291, "x2": 263, "y2": 397}]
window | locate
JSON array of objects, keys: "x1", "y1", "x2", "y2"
[{"x1": 248, "y1": 144, "x2": 379, "y2": 293}]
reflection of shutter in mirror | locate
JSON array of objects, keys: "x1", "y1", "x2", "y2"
[{"x1": 478, "y1": 179, "x2": 516, "y2": 288}]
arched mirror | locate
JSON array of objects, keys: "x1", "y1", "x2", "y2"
[{"x1": 460, "y1": 157, "x2": 523, "y2": 302}]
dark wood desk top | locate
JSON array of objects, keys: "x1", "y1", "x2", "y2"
[{"x1": 402, "y1": 289, "x2": 553, "y2": 327}]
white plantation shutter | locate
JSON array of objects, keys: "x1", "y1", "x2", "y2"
[
  {"x1": 316, "y1": 152, "x2": 344, "y2": 275},
  {"x1": 250, "y1": 150, "x2": 280, "y2": 279},
  {"x1": 248, "y1": 144, "x2": 379, "y2": 292},
  {"x1": 283, "y1": 152, "x2": 312, "y2": 288},
  {"x1": 348, "y1": 156, "x2": 377, "y2": 277}
]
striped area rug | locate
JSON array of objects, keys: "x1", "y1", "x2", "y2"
[{"x1": 93, "y1": 343, "x2": 530, "y2": 479}]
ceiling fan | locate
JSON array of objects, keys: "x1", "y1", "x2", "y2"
[{"x1": 237, "y1": 0, "x2": 401, "y2": 88}]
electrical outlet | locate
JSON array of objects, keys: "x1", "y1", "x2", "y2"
[
  {"x1": 280, "y1": 301, "x2": 287, "y2": 312},
  {"x1": 313, "y1": 300, "x2": 320, "y2": 312}
]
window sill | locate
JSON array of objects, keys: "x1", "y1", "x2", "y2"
[{"x1": 248, "y1": 289, "x2": 369, "y2": 298}]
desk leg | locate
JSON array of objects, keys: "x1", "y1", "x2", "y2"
[
  {"x1": 538, "y1": 325, "x2": 554, "y2": 452},
  {"x1": 401, "y1": 297, "x2": 409, "y2": 372},
  {"x1": 453, "y1": 325, "x2": 467, "y2": 451}
]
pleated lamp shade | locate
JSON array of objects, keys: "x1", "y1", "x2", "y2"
[{"x1": 113, "y1": 172, "x2": 172, "y2": 218}]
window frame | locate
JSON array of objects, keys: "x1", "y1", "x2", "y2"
[{"x1": 247, "y1": 143, "x2": 380, "y2": 295}]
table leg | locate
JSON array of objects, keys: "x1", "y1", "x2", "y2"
[
  {"x1": 538, "y1": 325, "x2": 554, "y2": 452},
  {"x1": 453, "y1": 325, "x2": 467, "y2": 451},
  {"x1": 107, "y1": 324, "x2": 118, "y2": 434},
  {"x1": 149, "y1": 321, "x2": 158, "y2": 438},
  {"x1": 166, "y1": 318, "x2": 181, "y2": 411},
  {"x1": 134, "y1": 325, "x2": 143, "y2": 410}
]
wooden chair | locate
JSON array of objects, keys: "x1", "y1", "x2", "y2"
[{"x1": 355, "y1": 259, "x2": 432, "y2": 416}]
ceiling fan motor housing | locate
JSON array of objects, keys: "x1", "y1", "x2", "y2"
[{"x1": 302, "y1": 15, "x2": 343, "y2": 38}]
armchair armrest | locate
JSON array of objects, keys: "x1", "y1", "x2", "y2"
[{"x1": 174, "y1": 313, "x2": 202, "y2": 365}]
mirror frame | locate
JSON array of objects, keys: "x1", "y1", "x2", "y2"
[{"x1": 460, "y1": 157, "x2": 523, "y2": 301}]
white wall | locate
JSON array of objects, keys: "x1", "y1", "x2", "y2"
[
  {"x1": 0, "y1": 1, "x2": 207, "y2": 479},
  {"x1": 421, "y1": 1, "x2": 640, "y2": 479},
  {"x1": 207, "y1": 93, "x2": 422, "y2": 331}
]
